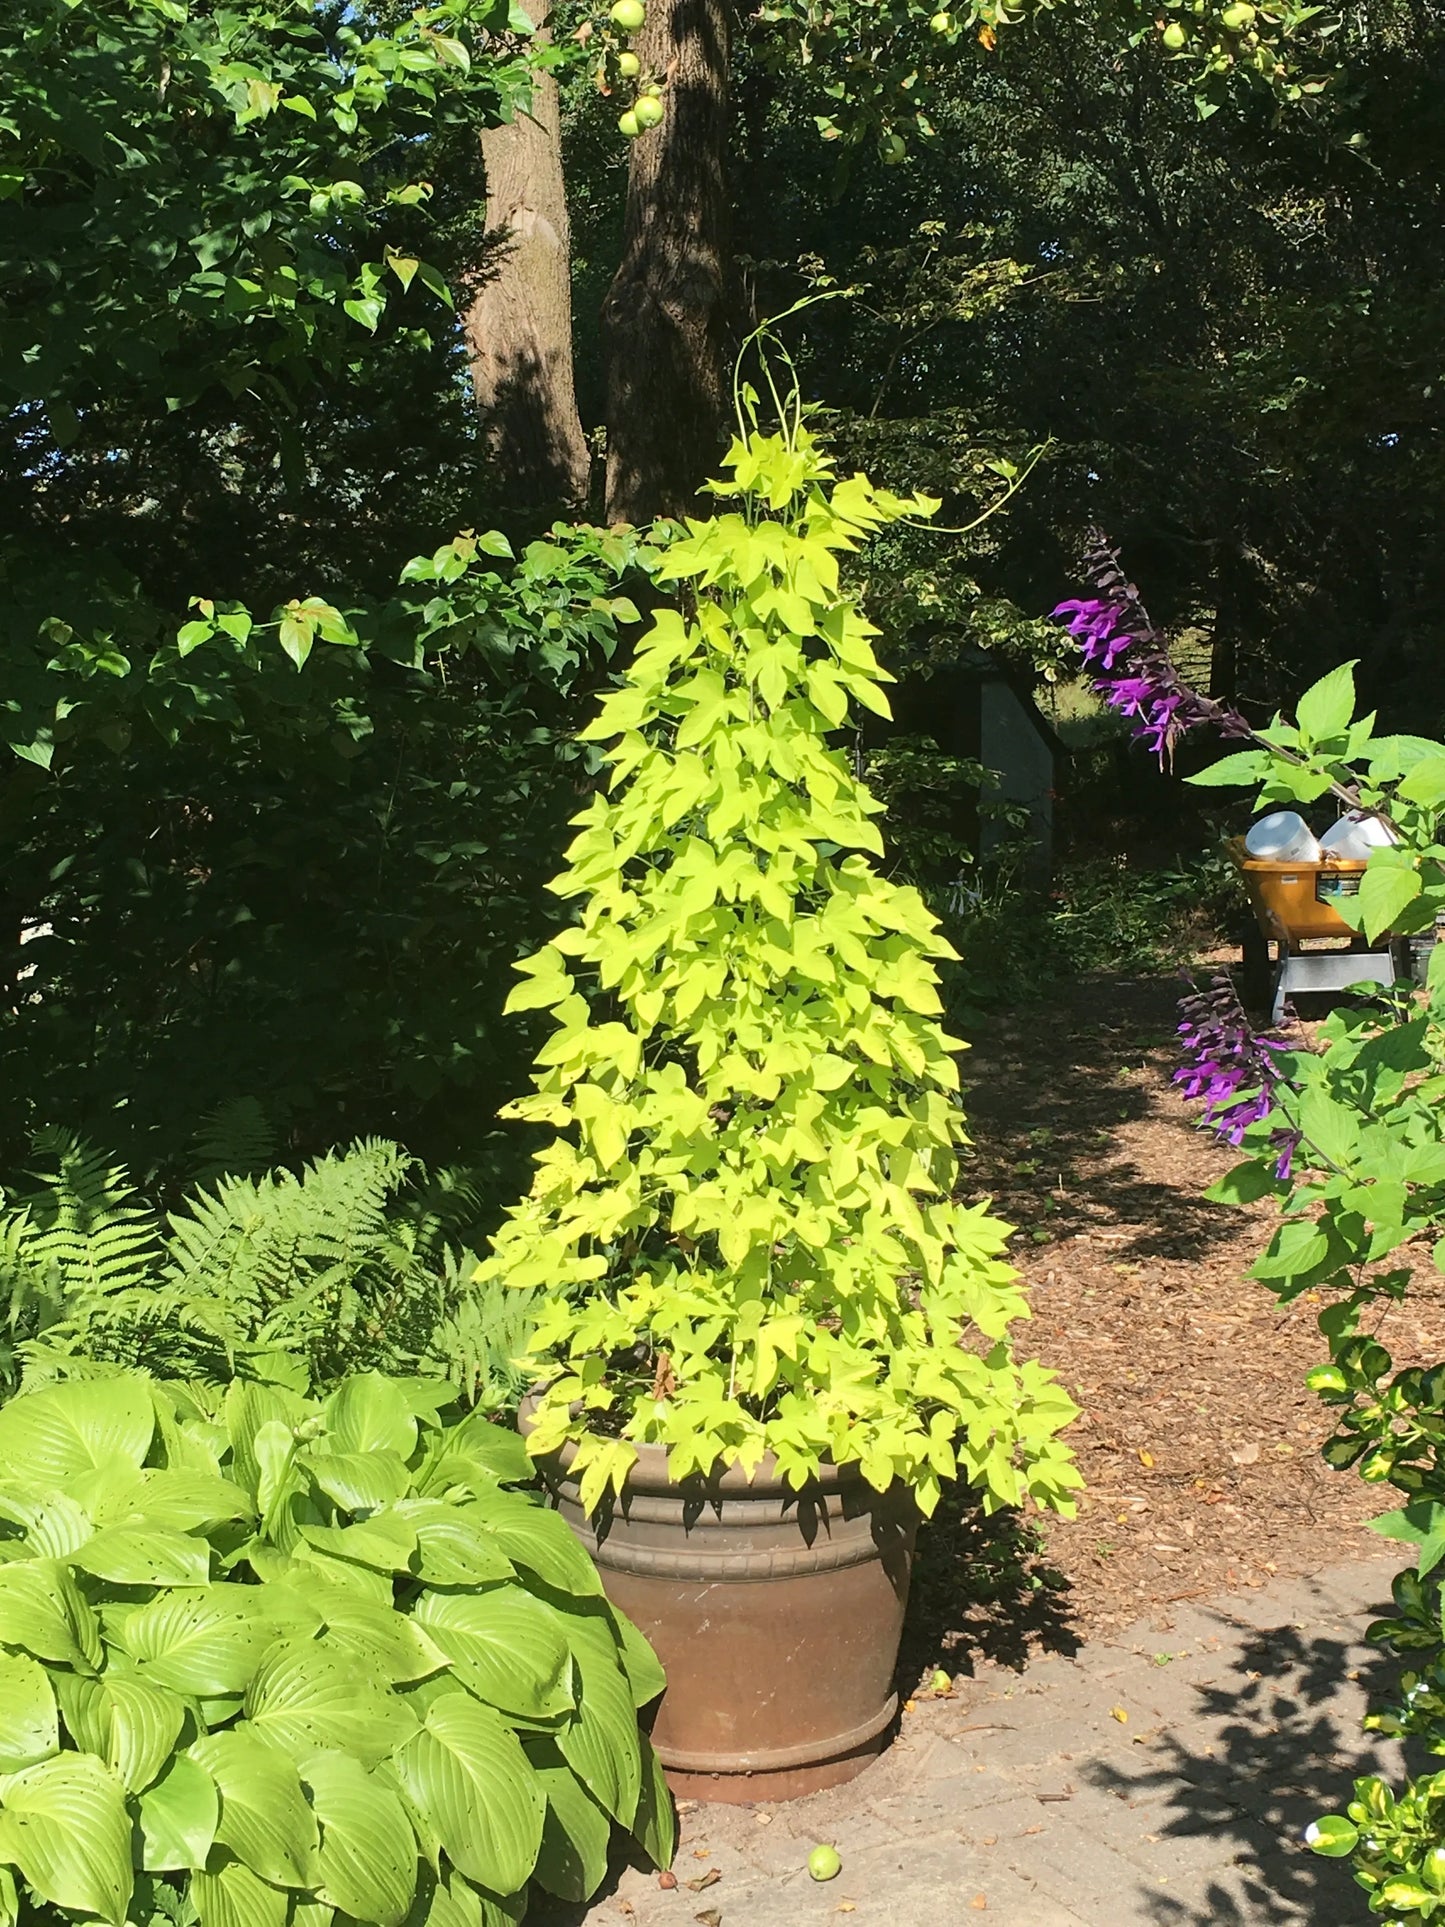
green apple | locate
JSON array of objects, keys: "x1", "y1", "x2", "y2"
[
  {"x1": 616, "y1": 48, "x2": 640, "y2": 74},
  {"x1": 609, "y1": 0, "x2": 646, "y2": 30},
  {"x1": 808, "y1": 1845, "x2": 842, "y2": 1882},
  {"x1": 1161, "y1": 20, "x2": 1188, "y2": 47},
  {"x1": 633, "y1": 92, "x2": 664, "y2": 127},
  {"x1": 618, "y1": 108, "x2": 641, "y2": 137}
]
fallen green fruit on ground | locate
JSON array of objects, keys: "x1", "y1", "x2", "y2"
[
  {"x1": 808, "y1": 1845, "x2": 842, "y2": 1882},
  {"x1": 610, "y1": 0, "x2": 646, "y2": 28},
  {"x1": 931, "y1": 1669, "x2": 953, "y2": 1694}
]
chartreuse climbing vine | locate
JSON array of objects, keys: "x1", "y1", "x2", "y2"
[{"x1": 480, "y1": 426, "x2": 1081, "y2": 1518}]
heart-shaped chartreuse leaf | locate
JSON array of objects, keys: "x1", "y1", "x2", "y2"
[
  {"x1": 114, "y1": 1588, "x2": 288, "y2": 1696},
  {"x1": 526, "y1": 1738, "x2": 612, "y2": 1904},
  {"x1": 79, "y1": 1465, "x2": 254, "y2": 1533},
  {"x1": 0, "y1": 1752, "x2": 133, "y2": 1926},
  {"x1": 0, "y1": 1489, "x2": 92, "y2": 1558},
  {"x1": 243, "y1": 1638, "x2": 419, "y2": 1767},
  {"x1": 391, "y1": 1692, "x2": 544, "y2": 1895},
  {"x1": 190, "y1": 1728, "x2": 318, "y2": 1888},
  {"x1": 399, "y1": 1500, "x2": 517, "y2": 1588},
  {"x1": 302, "y1": 1449, "x2": 412, "y2": 1514},
  {"x1": 302, "y1": 1749, "x2": 417, "y2": 1927},
  {"x1": 554, "y1": 1606, "x2": 643, "y2": 1828},
  {"x1": 264, "y1": 1572, "x2": 447, "y2": 1685},
  {"x1": 413, "y1": 1589, "x2": 574, "y2": 1722},
  {"x1": 0, "y1": 1652, "x2": 58, "y2": 1772},
  {"x1": 0, "y1": 1378, "x2": 154, "y2": 1490},
  {"x1": 298, "y1": 1510, "x2": 418, "y2": 1572},
  {"x1": 191, "y1": 1853, "x2": 290, "y2": 1927},
  {"x1": 53, "y1": 1671, "x2": 185, "y2": 1791},
  {"x1": 223, "y1": 1382, "x2": 310, "y2": 1509},
  {"x1": 0, "y1": 1557, "x2": 102, "y2": 1670},
  {"x1": 321, "y1": 1373, "x2": 418, "y2": 1461},
  {"x1": 467, "y1": 1490, "x2": 604, "y2": 1599},
  {"x1": 71, "y1": 1524, "x2": 212, "y2": 1587},
  {"x1": 138, "y1": 1754, "x2": 218, "y2": 1871}
]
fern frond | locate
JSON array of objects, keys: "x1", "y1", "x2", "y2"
[
  {"x1": 190, "y1": 1097, "x2": 279, "y2": 1184},
  {"x1": 15, "y1": 1129, "x2": 163, "y2": 1305}
]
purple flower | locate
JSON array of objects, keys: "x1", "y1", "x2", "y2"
[
  {"x1": 1052, "y1": 534, "x2": 1252, "y2": 766},
  {"x1": 1174, "y1": 976, "x2": 1288, "y2": 1149}
]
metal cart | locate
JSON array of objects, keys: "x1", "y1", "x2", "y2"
[{"x1": 1228, "y1": 838, "x2": 1403, "y2": 1023}]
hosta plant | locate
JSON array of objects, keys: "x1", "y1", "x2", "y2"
[
  {"x1": 0, "y1": 1369, "x2": 673, "y2": 1927},
  {"x1": 479, "y1": 422, "x2": 1081, "y2": 1519}
]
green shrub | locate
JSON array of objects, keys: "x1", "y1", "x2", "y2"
[
  {"x1": 0, "y1": 1128, "x2": 534, "y2": 1408},
  {"x1": 479, "y1": 422, "x2": 1081, "y2": 1520},
  {"x1": 0, "y1": 1369, "x2": 673, "y2": 1927}
]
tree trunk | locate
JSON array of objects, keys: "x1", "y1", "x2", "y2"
[
  {"x1": 602, "y1": 0, "x2": 732, "y2": 525},
  {"x1": 464, "y1": 3, "x2": 591, "y2": 509}
]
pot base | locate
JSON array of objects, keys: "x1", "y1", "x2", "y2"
[{"x1": 655, "y1": 1694, "x2": 898, "y2": 1804}]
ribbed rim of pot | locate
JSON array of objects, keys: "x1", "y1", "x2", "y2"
[{"x1": 516, "y1": 1391, "x2": 865, "y2": 1500}]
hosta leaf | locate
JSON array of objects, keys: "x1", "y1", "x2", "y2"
[
  {"x1": 470, "y1": 1493, "x2": 603, "y2": 1597},
  {"x1": 413, "y1": 1589, "x2": 573, "y2": 1721},
  {"x1": 190, "y1": 1728, "x2": 318, "y2": 1888},
  {"x1": 89, "y1": 1469, "x2": 253, "y2": 1533},
  {"x1": 299, "y1": 1584, "x2": 447, "y2": 1684},
  {"x1": 300, "y1": 1512, "x2": 417, "y2": 1572},
  {"x1": 440, "y1": 1415, "x2": 532, "y2": 1486},
  {"x1": 192, "y1": 1853, "x2": 290, "y2": 1927},
  {"x1": 632, "y1": 1738, "x2": 677, "y2": 1871},
  {"x1": 54, "y1": 1672, "x2": 184, "y2": 1790},
  {"x1": 0, "y1": 1752, "x2": 133, "y2": 1925},
  {"x1": 401, "y1": 1503, "x2": 516, "y2": 1588},
  {"x1": 391, "y1": 1692, "x2": 544, "y2": 1895},
  {"x1": 0, "y1": 1557, "x2": 102, "y2": 1669},
  {"x1": 116, "y1": 1589, "x2": 278, "y2": 1694},
  {"x1": 305, "y1": 1450, "x2": 411, "y2": 1513},
  {"x1": 0, "y1": 1653, "x2": 58, "y2": 1772},
  {"x1": 0, "y1": 1490, "x2": 93, "y2": 1559},
  {"x1": 71, "y1": 1525, "x2": 212, "y2": 1588},
  {"x1": 0, "y1": 1379, "x2": 154, "y2": 1490},
  {"x1": 303, "y1": 1750, "x2": 417, "y2": 1927},
  {"x1": 243, "y1": 1639, "x2": 418, "y2": 1766},
  {"x1": 322, "y1": 1375, "x2": 417, "y2": 1461},
  {"x1": 554, "y1": 1608, "x2": 643, "y2": 1826},
  {"x1": 224, "y1": 1383, "x2": 309, "y2": 1505},
  {"x1": 607, "y1": 1604, "x2": 666, "y2": 1709},
  {"x1": 526, "y1": 1738, "x2": 611, "y2": 1903},
  {"x1": 139, "y1": 1754, "x2": 218, "y2": 1871}
]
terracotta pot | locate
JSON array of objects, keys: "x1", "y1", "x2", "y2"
[{"x1": 518, "y1": 1399, "x2": 917, "y2": 1803}]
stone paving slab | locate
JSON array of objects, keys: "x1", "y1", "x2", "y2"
[{"x1": 539, "y1": 1553, "x2": 1417, "y2": 1927}]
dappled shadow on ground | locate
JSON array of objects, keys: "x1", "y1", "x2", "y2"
[
  {"x1": 898, "y1": 1491, "x2": 1082, "y2": 1688},
  {"x1": 960, "y1": 975, "x2": 1247, "y2": 1268},
  {"x1": 1090, "y1": 1608, "x2": 1417, "y2": 1926}
]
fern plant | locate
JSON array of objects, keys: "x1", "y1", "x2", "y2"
[{"x1": 0, "y1": 1128, "x2": 533, "y2": 1406}]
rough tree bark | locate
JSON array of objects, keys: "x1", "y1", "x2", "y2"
[
  {"x1": 464, "y1": 2, "x2": 591, "y2": 509},
  {"x1": 602, "y1": 0, "x2": 732, "y2": 525}
]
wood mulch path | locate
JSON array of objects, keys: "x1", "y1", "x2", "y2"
[{"x1": 900, "y1": 961, "x2": 1445, "y2": 1685}]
